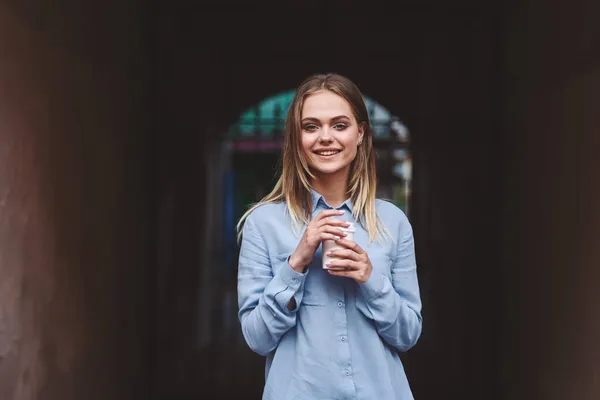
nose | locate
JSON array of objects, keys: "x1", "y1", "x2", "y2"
[{"x1": 318, "y1": 126, "x2": 333, "y2": 144}]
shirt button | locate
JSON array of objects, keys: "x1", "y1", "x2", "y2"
[
  {"x1": 340, "y1": 336, "x2": 347, "y2": 342},
  {"x1": 337, "y1": 301, "x2": 344, "y2": 308},
  {"x1": 345, "y1": 370, "x2": 351, "y2": 376},
  {"x1": 291, "y1": 278, "x2": 299, "y2": 284}
]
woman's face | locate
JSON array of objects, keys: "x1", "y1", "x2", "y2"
[{"x1": 300, "y1": 90, "x2": 364, "y2": 178}]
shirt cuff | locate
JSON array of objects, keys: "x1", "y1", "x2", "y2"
[
  {"x1": 277, "y1": 256, "x2": 308, "y2": 287},
  {"x1": 271, "y1": 255, "x2": 308, "y2": 312},
  {"x1": 358, "y1": 272, "x2": 385, "y2": 300}
]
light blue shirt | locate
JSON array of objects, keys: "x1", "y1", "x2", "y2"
[{"x1": 237, "y1": 190, "x2": 422, "y2": 400}]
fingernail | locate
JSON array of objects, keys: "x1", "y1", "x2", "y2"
[
  {"x1": 338, "y1": 210, "x2": 344, "y2": 214},
  {"x1": 326, "y1": 251, "x2": 332, "y2": 256}
]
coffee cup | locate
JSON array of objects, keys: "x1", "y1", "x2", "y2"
[{"x1": 322, "y1": 222, "x2": 356, "y2": 270}]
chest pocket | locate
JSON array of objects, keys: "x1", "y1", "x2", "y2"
[{"x1": 301, "y1": 268, "x2": 329, "y2": 306}]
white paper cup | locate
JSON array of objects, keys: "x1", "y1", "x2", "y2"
[{"x1": 322, "y1": 222, "x2": 356, "y2": 270}]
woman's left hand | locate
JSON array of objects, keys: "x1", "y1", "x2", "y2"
[{"x1": 325, "y1": 239, "x2": 372, "y2": 284}]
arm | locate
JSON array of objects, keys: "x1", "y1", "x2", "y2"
[
  {"x1": 355, "y1": 225, "x2": 423, "y2": 352},
  {"x1": 237, "y1": 216, "x2": 308, "y2": 356}
]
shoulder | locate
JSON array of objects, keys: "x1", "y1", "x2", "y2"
[
  {"x1": 243, "y1": 201, "x2": 288, "y2": 232},
  {"x1": 246, "y1": 201, "x2": 286, "y2": 222},
  {"x1": 375, "y1": 199, "x2": 412, "y2": 235},
  {"x1": 375, "y1": 199, "x2": 409, "y2": 223}
]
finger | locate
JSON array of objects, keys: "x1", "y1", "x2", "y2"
[
  {"x1": 327, "y1": 269, "x2": 357, "y2": 278},
  {"x1": 334, "y1": 238, "x2": 365, "y2": 255},
  {"x1": 315, "y1": 209, "x2": 345, "y2": 221},
  {"x1": 325, "y1": 248, "x2": 361, "y2": 261},
  {"x1": 319, "y1": 226, "x2": 349, "y2": 238},
  {"x1": 317, "y1": 216, "x2": 351, "y2": 228},
  {"x1": 320, "y1": 233, "x2": 343, "y2": 242},
  {"x1": 325, "y1": 259, "x2": 360, "y2": 270}
]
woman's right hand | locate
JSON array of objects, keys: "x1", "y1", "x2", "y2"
[{"x1": 288, "y1": 209, "x2": 350, "y2": 272}]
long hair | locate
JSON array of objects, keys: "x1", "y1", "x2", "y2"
[{"x1": 237, "y1": 73, "x2": 387, "y2": 242}]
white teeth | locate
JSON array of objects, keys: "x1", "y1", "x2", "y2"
[{"x1": 316, "y1": 150, "x2": 340, "y2": 156}]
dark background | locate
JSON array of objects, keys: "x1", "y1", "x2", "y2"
[{"x1": 1, "y1": 0, "x2": 599, "y2": 399}]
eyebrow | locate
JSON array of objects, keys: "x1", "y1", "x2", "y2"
[{"x1": 301, "y1": 115, "x2": 351, "y2": 123}]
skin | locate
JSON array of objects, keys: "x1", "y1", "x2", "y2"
[{"x1": 288, "y1": 90, "x2": 373, "y2": 286}]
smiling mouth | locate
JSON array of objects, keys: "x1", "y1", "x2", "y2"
[{"x1": 314, "y1": 149, "x2": 342, "y2": 156}]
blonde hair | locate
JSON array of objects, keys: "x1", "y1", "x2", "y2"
[{"x1": 237, "y1": 73, "x2": 388, "y2": 242}]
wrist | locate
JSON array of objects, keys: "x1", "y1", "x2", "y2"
[{"x1": 288, "y1": 253, "x2": 307, "y2": 273}]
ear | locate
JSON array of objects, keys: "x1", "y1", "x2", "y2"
[{"x1": 358, "y1": 122, "x2": 366, "y2": 144}]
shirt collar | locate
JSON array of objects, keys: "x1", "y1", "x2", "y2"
[{"x1": 310, "y1": 189, "x2": 354, "y2": 213}]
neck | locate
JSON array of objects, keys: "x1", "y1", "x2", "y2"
[{"x1": 310, "y1": 167, "x2": 350, "y2": 208}]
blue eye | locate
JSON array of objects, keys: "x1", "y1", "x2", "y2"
[{"x1": 303, "y1": 124, "x2": 318, "y2": 132}]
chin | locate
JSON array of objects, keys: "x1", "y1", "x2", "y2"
[{"x1": 309, "y1": 162, "x2": 348, "y2": 177}]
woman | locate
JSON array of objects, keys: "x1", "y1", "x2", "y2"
[{"x1": 237, "y1": 73, "x2": 422, "y2": 400}]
